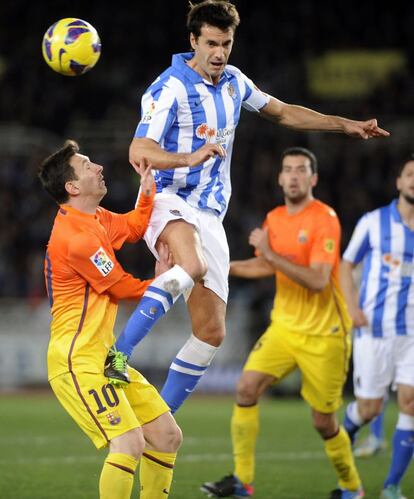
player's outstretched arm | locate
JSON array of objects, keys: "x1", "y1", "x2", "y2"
[
  {"x1": 340, "y1": 259, "x2": 368, "y2": 327},
  {"x1": 130, "y1": 137, "x2": 226, "y2": 171},
  {"x1": 259, "y1": 96, "x2": 390, "y2": 139},
  {"x1": 230, "y1": 257, "x2": 274, "y2": 279}
]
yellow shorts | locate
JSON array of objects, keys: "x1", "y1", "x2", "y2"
[
  {"x1": 244, "y1": 325, "x2": 351, "y2": 413},
  {"x1": 50, "y1": 367, "x2": 170, "y2": 449}
]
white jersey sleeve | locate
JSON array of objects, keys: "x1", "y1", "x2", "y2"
[
  {"x1": 135, "y1": 78, "x2": 178, "y2": 143},
  {"x1": 227, "y1": 65, "x2": 270, "y2": 112},
  {"x1": 343, "y1": 213, "x2": 371, "y2": 264}
]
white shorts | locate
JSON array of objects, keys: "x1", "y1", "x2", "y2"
[
  {"x1": 143, "y1": 193, "x2": 230, "y2": 303},
  {"x1": 353, "y1": 333, "x2": 414, "y2": 398}
]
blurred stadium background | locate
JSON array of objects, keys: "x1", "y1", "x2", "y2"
[{"x1": 1, "y1": 1, "x2": 413, "y2": 496}]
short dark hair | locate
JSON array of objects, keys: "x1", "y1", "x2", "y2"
[
  {"x1": 38, "y1": 140, "x2": 79, "y2": 204},
  {"x1": 187, "y1": 0, "x2": 240, "y2": 38},
  {"x1": 280, "y1": 147, "x2": 318, "y2": 174},
  {"x1": 396, "y1": 153, "x2": 414, "y2": 177}
]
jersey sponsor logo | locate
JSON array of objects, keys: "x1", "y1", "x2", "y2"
[
  {"x1": 140, "y1": 101, "x2": 156, "y2": 124},
  {"x1": 90, "y1": 247, "x2": 114, "y2": 277},
  {"x1": 106, "y1": 411, "x2": 121, "y2": 425},
  {"x1": 298, "y1": 229, "x2": 308, "y2": 243},
  {"x1": 383, "y1": 253, "x2": 414, "y2": 277},
  {"x1": 195, "y1": 123, "x2": 235, "y2": 145},
  {"x1": 324, "y1": 239, "x2": 335, "y2": 253},
  {"x1": 140, "y1": 310, "x2": 155, "y2": 320}
]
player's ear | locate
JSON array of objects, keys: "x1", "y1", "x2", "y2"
[
  {"x1": 65, "y1": 180, "x2": 80, "y2": 196},
  {"x1": 189, "y1": 32, "x2": 197, "y2": 50},
  {"x1": 311, "y1": 173, "x2": 318, "y2": 187}
]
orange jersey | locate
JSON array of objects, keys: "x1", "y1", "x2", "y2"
[
  {"x1": 45, "y1": 193, "x2": 154, "y2": 381},
  {"x1": 265, "y1": 199, "x2": 351, "y2": 336}
]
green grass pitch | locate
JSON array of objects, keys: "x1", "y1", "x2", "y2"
[{"x1": 0, "y1": 392, "x2": 412, "y2": 498}]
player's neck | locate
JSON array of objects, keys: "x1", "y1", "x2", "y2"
[
  {"x1": 397, "y1": 197, "x2": 414, "y2": 230},
  {"x1": 187, "y1": 57, "x2": 220, "y2": 85},
  {"x1": 67, "y1": 196, "x2": 99, "y2": 215},
  {"x1": 285, "y1": 195, "x2": 314, "y2": 215}
]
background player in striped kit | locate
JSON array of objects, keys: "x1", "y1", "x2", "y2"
[
  {"x1": 342, "y1": 155, "x2": 414, "y2": 499},
  {"x1": 111, "y1": 0, "x2": 389, "y2": 413}
]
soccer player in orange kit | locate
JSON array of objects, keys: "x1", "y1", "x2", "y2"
[
  {"x1": 202, "y1": 147, "x2": 362, "y2": 499},
  {"x1": 38, "y1": 140, "x2": 182, "y2": 499}
]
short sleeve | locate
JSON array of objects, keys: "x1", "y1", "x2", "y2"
[
  {"x1": 310, "y1": 209, "x2": 341, "y2": 266},
  {"x1": 238, "y1": 71, "x2": 270, "y2": 112},
  {"x1": 67, "y1": 233, "x2": 126, "y2": 293},
  {"x1": 342, "y1": 214, "x2": 371, "y2": 264},
  {"x1": 134, "y1": 82, "x2": 178, "y2": 143}
]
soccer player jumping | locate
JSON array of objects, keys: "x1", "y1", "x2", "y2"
[{"x1": 107, "y1": 0, "x2": 389, "y2": 416}]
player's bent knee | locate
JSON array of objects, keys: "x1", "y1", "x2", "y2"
[
  {"x1": 358, "y1": 401, "x2": 383, "y2": 422},
  {"x1": 110, "y1": 427, "x2": 146, "y2": 459},
  {"x1": 236, "y1": 378, "x2": 260, "y2": 405}
]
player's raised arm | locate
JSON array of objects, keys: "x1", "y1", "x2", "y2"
[
  {"x1": 259, "y1": 96, "x2": 390, "y2": 139},
  {"x1": 129, "y1": 137, "x2": 225, "y2": 171}
]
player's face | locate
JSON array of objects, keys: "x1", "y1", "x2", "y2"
[
  {"x1": 68, "y1": 153, "x2": 107, "y2": 200},
  {"x1": 278, "y1": 155, "x2": 317, "y2": 203},
  {"x1": 397, "y1": 160, "x2": 414, "y2": 204},
  {"x1": 189, "y1": 24, "x2": 234, "y2": 84}
]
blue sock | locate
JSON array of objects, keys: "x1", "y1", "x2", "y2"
[
  {"x1": 370, "y1": 411, "x2": 385, "y2": 441},
  {"x1": 343, "y1": 402, "x2": 364, "y2": 444},
  {"x1": 115, "y1": 265, "x2": 193, "y2": 357},
  {"x1": 160, "y1": 358, "x2": 206, "y2": 413},
  {"x1": 160, "y1": 334, "x2": 218, "y2": 413},
  {"x1": 383, "y1": 428, "x2": 414, "y2": 487}
]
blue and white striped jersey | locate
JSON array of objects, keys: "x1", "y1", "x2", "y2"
[
  {"x1": 134, "y1": 52, "x2": 270, "y2": 218},
  {"x1": 343, "y1": 200, "x2": 414, "y2": 337}
]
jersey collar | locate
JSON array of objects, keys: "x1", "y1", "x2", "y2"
[
  {"x1": 390, "y1": 199, "x2": 402, "y2": 223},
  {"x1": 172, "y1": 52, "x2": 230, "y2": 86}
]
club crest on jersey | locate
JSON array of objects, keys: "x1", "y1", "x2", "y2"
[
  {"x1": 324, "y1": 239, "x2": 335, "y2": 253},
  {"x1": 90, "y1": 247, "x2": 114, "y2": 277},
  {"x1": 227, "y1": 82, "x2": 236, "y2": 99},
  {"x1": 141, "y1": 101, "x2": 156, "y2": 124},
  {"x1": 106, "y1": 411, "x2": 121, "y2": 426},
  {"x1": 298, "y1": 229, "x2": 308, "y2": 243}
]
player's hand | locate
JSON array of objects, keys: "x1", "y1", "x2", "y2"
[
  {"x1": 188, "y1": 143, "x2": 226, "y2": 167},
  {"x1": 350, "y1": 307, "x2": 369, "y2": 327},
  {"x1": 155, "y1": 242, "x2": 174, "y2": 276},
  {"x1": 132, "y1": 157, "x2": 154, "y2": 196},
  {"x1": 342, "y1": 118, "x2": 390, "y2": 139},
  {"x1": 249, "y1": 227, "x2": 271, "y2": 256}
]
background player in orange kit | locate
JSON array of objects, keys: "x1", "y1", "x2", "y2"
[
  {"x1": 201, "y1": 147, "x2": 362, "y2": 499},
  {"x1": 38, "y1": 140, "x2": 182, "y2": 499}
]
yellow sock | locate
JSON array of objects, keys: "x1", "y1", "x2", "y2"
[
  {"x1": 139, "y1": 450, "x2": 176, "y2": 498},
  {"x1": 99, "y1": 452, "x2": 138, "y2": 499},
  {"x1": 324, "y1": 426, "x2": 361, "y2": 491},
  {"x1": 231, "y1": 404, "x2": 259, "y2": 485}
]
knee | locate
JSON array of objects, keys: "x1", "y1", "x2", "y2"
[
  {"x1": 110, "y1": 428, "x2": 146, "y2": 460},
  {"x1": 196, "y1": 326, "x2": 225, "y2": 347},
  {"x1": 165, "y1": 423, "x2": 183, "y2": 453},
  {"x1": 358, "y1": 401, "x2": 383, "y2": 422},
  {"x1": 181, "y1": 256, "x2": 208, "y2": 283},
  {"x1": 312, "y1": 413, "x2": 337, "y2": 438},
  {"x1": 236, "y1": 377, "x2": 259, "y2": 406}
]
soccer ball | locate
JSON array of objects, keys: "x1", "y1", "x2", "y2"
[{"x1": 42, "y1": 18, "x2": 101, "y2": 76}]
